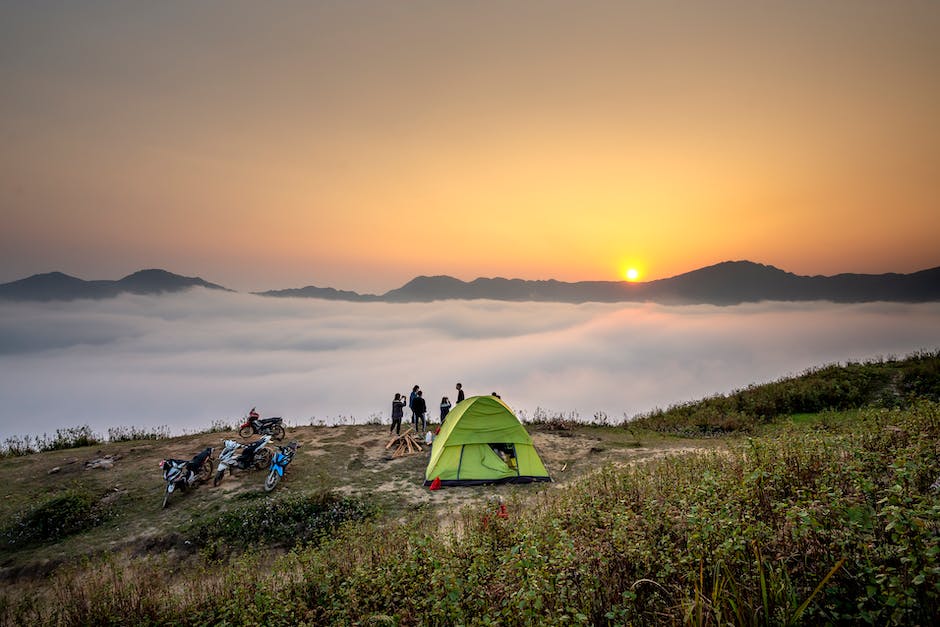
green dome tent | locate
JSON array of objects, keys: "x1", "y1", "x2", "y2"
[{"x1": 424, "y1": 395, "x2": 551, "y2": 486}]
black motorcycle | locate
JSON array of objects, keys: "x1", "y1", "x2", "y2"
[
  {"x1": 238, "y1": 407, "x2": 285, "y2": 441},
  {"x1": 159, "y1": 446, "x2": 213, "y2": 508}
]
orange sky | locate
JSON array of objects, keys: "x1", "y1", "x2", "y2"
[{"x1": 1, "y1": 2, "x2": 938, "y2": 292}]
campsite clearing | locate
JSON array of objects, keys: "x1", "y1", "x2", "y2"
[{"x1": 0, "y1": 420, "x2": 715, "y2": 583}]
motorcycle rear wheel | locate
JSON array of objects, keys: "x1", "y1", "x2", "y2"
[
  {"x1": 255, "y1": 448, "x2": 272, "y2": 470},
  {"x1": 271, "y1": 424, "x2": 286, "y2": 441},
  {"x1": 196, "y1": 459, "x2": 212, "y2": 483},
  {"x1": 264, "y1": 470, "x2": 280, "y2": 492},
  {"x1": 213, "y1": 469, "x2": 225, "y2": 487},
  {"x1": 238, "y1": 425, "x2": 253, "y2": 438}
]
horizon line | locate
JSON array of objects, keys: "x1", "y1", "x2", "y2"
[{"x1": 4, "y1": 258, "x2": 940, "y2": 295}]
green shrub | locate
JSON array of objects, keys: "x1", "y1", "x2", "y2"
[
  {"x1": 188, "y1": 490, "x2": 376, "y2": 550},
  {"x1": 1, "y1": 488, "x2": 112, "y2": 548},
  {"x1": 47, "y1": 425, "x2": 101, "y2": 451},
  {"x1": 899, "y1": 351, "x2": 940, "y2": 401}
]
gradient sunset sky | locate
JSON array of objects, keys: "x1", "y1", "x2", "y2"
[{"x1": 2, "y1": 2, "x2": 938, "y2": 293}]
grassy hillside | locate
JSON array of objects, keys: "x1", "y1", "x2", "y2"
[
  {"x1": 630, "y1": 350, "x2": 940, "y2": 435},
  {"x1": 1, "y1": 353, "x2": 938, "y2": 625},
  {"x1": 0, "y1": 420, "x2": 687, "y2": 583}
]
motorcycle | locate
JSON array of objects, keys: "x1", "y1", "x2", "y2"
[
  {"x1": 159, "y1": 446, "x2": 213, "y2": 508},
  {"x1": 238, "y1": 407, "x2": 285, "y2": 441},
  {"x1": 264, "y1": 441, "x2": 299, "y2": 492},
  {"x1": 213, "y1": 436, "x2": 272, "y2": 487}
]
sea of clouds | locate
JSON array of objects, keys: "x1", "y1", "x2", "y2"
[{"x1": 1, "y1": 289, "x2": 938, "y2": 440}]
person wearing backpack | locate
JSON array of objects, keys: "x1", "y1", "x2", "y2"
[
  {"x1": 440, "y1": 396, "x2": 452, "y2": 425},
  {"x1": 409, "y1": 385, "x2": 420, "y2": 430}
]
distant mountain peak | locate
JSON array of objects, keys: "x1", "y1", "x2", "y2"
[
  {"x1": 117, "y1": 268, "x2": 225, "y2": 293},
  {"x1": 684, "y1": 259, "x2": 790, "y2": 275},
  {"x1": 121, "y1": 268, "x2": 179, "y2": 280},
  {"x1": 17, "y1": 271, "x2": 83, "y2": 283}
]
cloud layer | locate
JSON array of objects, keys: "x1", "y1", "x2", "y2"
[{"x1": 1, "y1": 290, "x2": 938, "y2": 440}]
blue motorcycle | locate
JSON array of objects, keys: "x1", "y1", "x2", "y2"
[{"x1": 264, "y1": 441, "x2": 299, "y2": 492}]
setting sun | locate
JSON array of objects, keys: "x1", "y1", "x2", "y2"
[{"x1": 626, "y1": 268, "x2": 640, "y2": 282}]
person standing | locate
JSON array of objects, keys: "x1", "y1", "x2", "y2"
[
  {"x1": 411, "y1": 390, "x2": 428, "y2": 433},
  {"x1": 391, "y1": 393, "x2": 405, "y2": 435},
  {"x1": 456, "y1": 382, "x2": 465, "y2": 404},
  {"x1": 440, "y1": 396, "x2": 452, "y2": 425},
  {"x1": 409, "y1": 385, "x2": 420, "y2": 430}
]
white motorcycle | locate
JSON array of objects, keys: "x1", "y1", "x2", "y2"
[{"x1": 213, "y1": 436, "x2": 272, "y2": 487}]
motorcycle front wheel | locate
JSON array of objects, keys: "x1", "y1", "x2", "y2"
[
  {"x1": 162, "y1": 487, "x2": 170, "y2": 509},
  {"x1": 264, "y1": 470, "x2": 280, "y2": 492},
  {"x1": 271, "y1": 424, "x2": 286, "y2": 441},
  {"x1": 238, "y1": 425, "x2": 253, "y2": 439},
  {"x1": 213, "y1": 469, "x2": 225, "y2": 487}
]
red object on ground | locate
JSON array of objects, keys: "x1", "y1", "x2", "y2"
[
  {"x1": 429, "y1": 477, "x2": 441, "y2": 491},
  {"x1": 497, "y1": 503, "x2": 508, "y2": 518}
]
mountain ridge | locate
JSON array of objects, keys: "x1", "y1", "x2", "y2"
[
  {"x1": 0, "y1": 269, "x2": 227, "y2": 301},
  {"x1": 2, "y1": 261, "x2": 939, "y2": 304}
]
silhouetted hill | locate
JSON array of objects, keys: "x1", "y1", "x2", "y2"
[
  {"x1": 640, "y1": 261, "x2": 940, "y2": 305},
  {"x1": 257, "y1": 285, "x2": 379, "y2": 301},
  {"x1": 0, "y1": 270, "x2": 227, "y2": 301},
  {"x1": 381, "y1": 275, "x2": 639, "y2": 302},
  {"x1": 115, "y1": 269, "x2": 225, "y2": 294},
  {"x1": 641, "y1": 261, "x2": 799, "y2": 304},
  {"x1": 0, "y1": 272, "x2": 106, "y2": 301}
]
